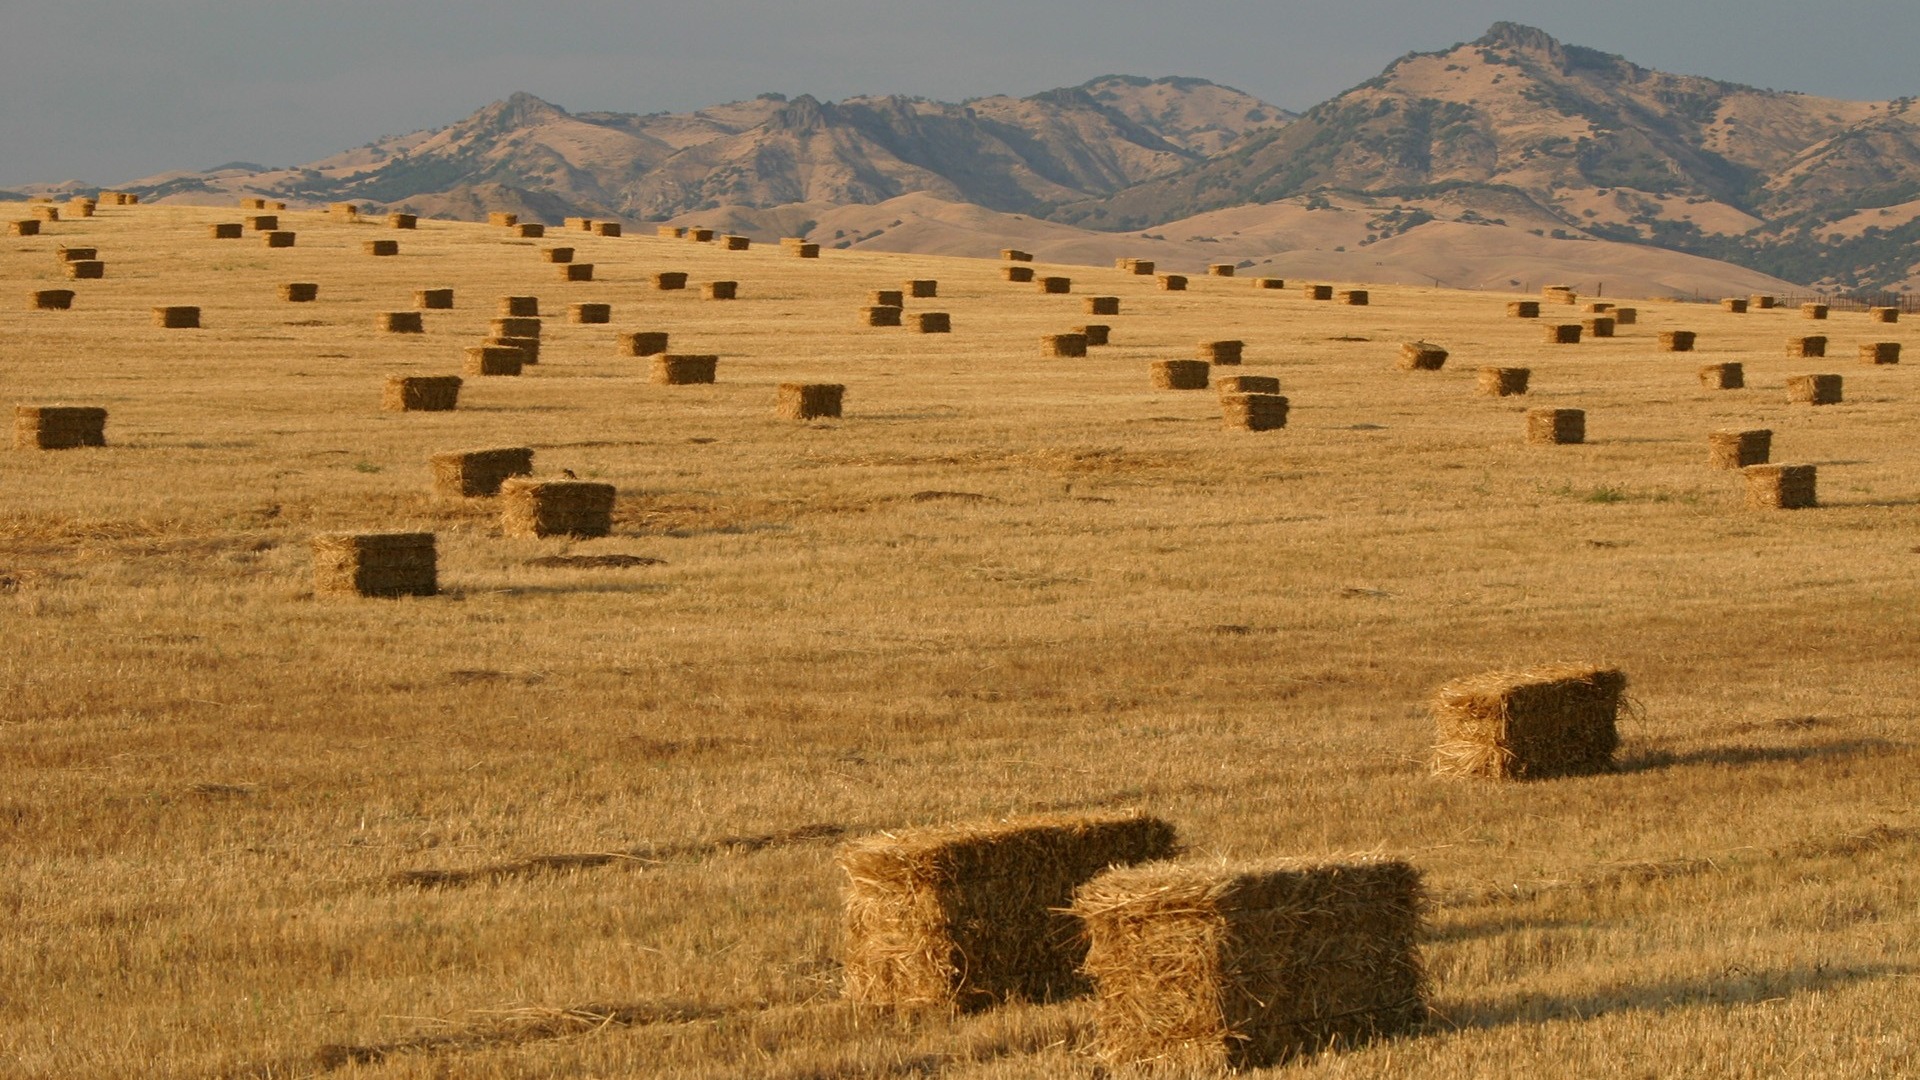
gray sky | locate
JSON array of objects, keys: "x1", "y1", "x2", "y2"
[{"x1": 4, "y1": 0, "x2": 1914, "y2": 188}]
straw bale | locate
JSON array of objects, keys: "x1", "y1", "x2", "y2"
[
  {"x1": 464, "y1": 345, "x2": 525, "y2": 377},
  {"x1": 1152, "y1": 360, "x2": 1210, "y2": 390},
  {"x1": 658, "y1": 225, "x2": 687, "y2": 238},
  {"x1": 1398, "y1": 342, "x2": 1446, "y2": 371},
  {"x1": 1585, "y1": 302, "x2": 1614, "y2": 314},
  {"x1": 908, "y1": 280, "x2": 938, "y2": 298},
  {"x1": 1751, "y1": 295, "x2": 1776, "y2": 309},
  {"x1": 310, "y1": 533, "x2": 436, "y2": 598},
  {"x1": 1545, "y1": 324, "x2": 1581, "y2": 344},
  {"x1": 501, "y1": 479, "x2": 616, "y2": 538},
  {"x1": 268, "y1": 201, "x2": 284, "y2": 210},
  {"x1": 838, "y1": 811, "x2": 1178, "y2": 1010},
  {"x1": 1698, "y1": 362, "x2": 1743, "y2": 390},
  {"x1": 415, "y1": 288, "x2": 454, "y2": 310},
  {"x1": 1208, "y1": 264, "x2": 1236, "y2": 277},
  {"x1": 515, "y1": 223, "x2": 546, "y2": 238},
  {"x1": 1077, "y1": 324, "x2": 1110, "y2": 347},
  {"x1": 488, "y1": 212, "x2": 519, "y2": 227},
  {"x1": 31, "y1": 206, "x2": 58, "y2": 221},
  {"x1": 1200, "y1": 340, "x2": 1244, "y2": 365},
  {"x1": 1744, "y1": 464, "x2": 1817, "y2": 510},
  {"x1": 724, "y1": 235, "x2": 751, "y2": 250},
  {"x1": 1002, "y1": 249, "x2": 1033, "y2": 262},
  {"x1": 778, "y1": 383, "x2": 845, "y2": 420},
  {"x1": 1583, "y1": 317, "x2": 1616, "y2": 338},
  {"x1": 1722, "y1": 298, "x2": 1749, "y2": 313},
  {"x1": 792, "y1": 243, "x2": 821, "y2": 258},
  {"x1": 379, "y1": 311, "x2": 424, "y2": 334},
  {"x1": 431, "y1": 447, "x2": 534, "y2": 497},
  {"x1": 916, "y1": 312, "x2": 951, "y2": 334},
  {"x1": 866, "y1": 306, "x2": 903, "y2": 327},
  {"x1": 263, "y1": 231, "x2": 295, "y2": 248},
  {"x1": 281, "y1": 283, "x2": 319, "y2": 302},
  {"x1": 1340, "y1": 289, "x2": 1369, "y2": 306},
  {"x1": 1086, "y1": 296, "x2": 1121, "y2": 316},
  {"x1": 564, "y1": 217, "x2": 594, "y2": 232},
  {"x1": 1542, "y1": 285, "x2": 1576, "y2": 304},
  {"x1": 1074, "y1": 856, "x2": 1425, "y2": 1071},
  {"x1": 688, "y1": 228, "x2": 716, "y2": 242},
  {"x1": 1802, "y1": 303, "x2": 1829, "y2": 320},
  {"x1": 543, "y1": 247, "x2": 575, "y2": 263},
  {"x1": 56, "y1": 247, "x2": 97, "y2": 262},
  {"x1": 1217, "y1": 375, "x2": 1279, "y2": 395},
  {"x1": 1431, "y1": 664, "x2": 1625, "y2": 780},
  {"x1": 1787, "y1": 374, "x2": 1842, "y2": 405},
  {"x1": 1003, "y1": 266, "x2": 1035, "y2": 283},
  {"x1": 328, "y1": 203, "x2": 360, "y2": 221},
  {"x1": 492, "y1": 317, "x2": 542, "y2": 340},
  {"x1": 1871, "y1": 307, "x2": 1900, "y2": 324},
  {"x1": 1254, "y1": 278, "x2": 1285, "y2": 290},
  {"x1": 1477, "y1": 367, "x2": 1530, "y2": 396},
  {"x1": 388, "y1": 213, "x2": 417, "y2": 230},
  {"x1": 29, "y1": 289, "x2": 75, "y2": 311},
  {"x1": 14, "y1": 405, "x2": 107, "y2": 449},
  {"x1": 872, "y1": 289, "x2": 905, "y2": 307},
  {"x1": 8, "y1": 220, "x2": 40, "y2": 236},
  {"x1": 153, "y1": 306, "x2": 200, "y2": 329},
  {"x1": 1526, "y1": 408, "x2": 1584, "y2": 445},
  {"x1": 383, "y1": 375, "x2": 461, "y2": 412},
  {"x1": 242, "y1": 198, "x2": 269, "y2": 210},
  {"x1": 210, "y1": 223, "x2": 243, "y2": 239},
  {"x1": 703, "y1": 281, "x2": 738, "y2": 300},
  {"x1": 1788, "y1": 335, "x2": 1827, "y2": 358},
  {"x1": 571, "y1": 303, "x2": 612, "y2": 324},
  {"x1": 622, "y1": 331, "x2": 670, "y2": 357},
  {"x1": 500, "y1": 296, "x2": 540, "y2": 317},
  {"x1": 1612, "y1": 307, "x2": 1638, "y2": 324},
  {"x1": 490, "y1": 336, "x2": 540, "y2": 364},
  {"x1": 594, "y1": 222, "x2": 622, "y2": 237},
  {"x1": 65, "y1": 261, "x2": 104, "y2": 280},
  {"x1": 562, "y1": 264, "x2": 594, "y2": 282},
  {"x1": 1708, "y1": 429, "x2": 1770, "y2": 470},
  {"x1": 66, "y1": 199, "x2": 95, "y2": 218},
  {"x1": 654, "y1": 272, "x2": 689, "y2": 291},
  {"x1": 1507, "y1": 301, "x2": 1540, "y2": 318},
  {"x1": 1044, "y1": 333, "x2": 1089, "y2": 358},
  {"x1": 1221, "y1": 393, "x2": 1288, "y2": 432},
  {"x1": 1306, "y1": 284, "x2": 1334, "y2": 301},
  {"x1": 1660, "y1": 330, "x2": 1697, "y2": 352},
  {"x1": 653, "y1": 354, "x2": 718, "y2": 385},
  {"x1": 1861, "y1": 342, "x2": 1901, "y2": 365},
  {"x1": 1121, "y1": 258, "x2": 1156, "y2": 275},
  {"x1": 1160, "y1": 274, "x2": 1189, "y2": 291}
]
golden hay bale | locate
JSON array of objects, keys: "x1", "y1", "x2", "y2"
[
  {"x1": 379, "y1": 311, "x2": 424, "y2": 334},
  {"x1": 571, "y1": 302, "x2": 612, "y2": 324},
  {"x1": 311, "y1": 533, "x2": 436, "y2": 598},
  {"x1": 1659, "y1": 330, "x2": 1696, "y2": 352},
  {"x1": 1787, "y1": 373, "x2": 1843, "y2": 405},
  {"x1": 562, "y1": 263, "x2": 594, "y2": 282},
  {"x1": 1612, "y1": 307, "x2": 1638, "y2": 325},
  {"x1": 29, "y1": 289, "x2": 75, "y2": 311},
  {"x1": 1121, "y1": 258, "x2": 1157, "y2": 275},
  {"x1": 14, "y1": 405, "x2": 106, "y2": 449},
  {"x1": 564, "y1": 217, "x2": 594, "y2": 232},
  {"x1": 1751, "y1": 294, "x2": 1776, "y2": 309},
  {"x1": 415, "y1": 288, "x2": 454, "y2": 310},
  {"x1": 778, "y1": 383, "x2": 845, "y2": 420},
  {"x1": 724, "y1": 235, "x2": 751, "y2": 250},
  {"x1": 8, "y1": 220, "x2": 41, "y2": 236},
  {"x1": 1077, "y1": 324, "x2": 1110, "y2": 347},
  {"x1": 65, "y1": 261, "x2": 105, "y2": 280},
  {"x1": 1398, "y1": 342, "x2": 1447, "y2": 371},
  {"x1": 1744, "y1": 464, "x2": 1817, "y2": 510},
  {"x1": 838, "y1": 812, "x2": 1178, "y2": 1011},
  {"x1": 907, "y1": 279, "x2": 938, "y2": 298},
  {"x1": 492, "y1": 317, "x2": 541, "y2": 339},
  {"x1": 1218, "y1": 375, "x2": 1279, "y2": 395},
  {"x1": 1541, "y1": 285, "x2": 1576, "y2": 304},
  {"x1": 242, "y1": 198, "x2": 269, "y2": 210},
  {"x1": 1159, "y1": 274, "x2": 1189, "y2": 292},
  {"x1": 66, "y1": 199, "x2": 95, "y2": 217},
  {"x1": 1306, "y1": 284, "x2": 1334, "y2": 301},
  {"x1": 658, "y1": 225, "x2": 687, "y2": 239},
  {"x1": 1802, "y1": 303, "x2": 1829, "y2": 320},
  {"x1": 792, "y1": 243, "x2": 821, "y2": 259},
  {"x1": 654, "y1": 272, "x2": 688, "y2": 291},
  {"x1": 1583, "y1": 317, "x2": 1616, "y2": 338},
  {"x1": 1870, "y1": 307, "x2": 1900, "y2": 324},
  {"x1": 210, "y1": 223, "x2": 243, "y2": 239},
  {"x1": 431, "y1": 447, "x2": 534, "y2": 497},
  {"x1": 594, "y1": 222, "x2": 622, "y2": 237},
  {"x1": 1200, "y1": 340, "x2": 1244, "y2": 365},
  {"x1": 1477, "y1": 367, "x2": 1530, "y2": 397},
  {"x1": 388, "y1": 213, "x2": 417, "y2": 230},
  {"x1": 500, "y1": 479, "x2": 616, "y2": 538},
  {"x1": 1003, "y1": 266, "x2": 1035, "y2": 283},
  {"x1": 871, "y1": 289, "x2": 905, "y2": 307},
  {"x1": 463, "y1": 345, "x2": 525, "y2": 377},
  {"x1": 1152, "y1": 360, "x2": 1210, "y2": 390},
  {"x1": 1208, "y1": 263, "x2": 1236, "y2": 277},
  {"x1": 1861, "y1": 342, "x2": 1901, "y2": 365},
  {"x1": 1722, "y1": 297, "x2": 1749, "y2": 313},
  {"x1": 500, "y1": 296, "x2": 539, "y2": 317},
  {"x1": 622, "y1": 331, "x2": 669, "y2": 357},
  {"x1": 328, "y1": 203, "x2": 360, "y2": 221},
  {"x1": 542, "y1": 247, "x2": 575, "y2": 263},
  {"x1": 1086, "y1": 296, "x2": 1120, "y2": 316},
  {"x1": 688, "y1": 228, "x2": 716, "y2": 243},
  {"x1": 1545, "y1": 324, "x2": 1581, "y2": 345},
  {"x1": 866, "y1": 306, "x2": 903, "y2": 327},
  {"x1": 1043, "y1": 333, "x2": 1089, "y2": 358},
  {"x1": 382, "y1": 375, "x2": 461, "y2": 412},
  {"x1": 916, "y1": 312, "x2": 951, "y2": 334},
  {"x1": 56, "y1": 246, "x2": 96, "y2": 262},
  {"x1": 1340, "y1": 289, "x2": 1370, "y2": 305},
  {"x1": 1698, "y1": 362, "x2": 1743, "y2": 390},
  {"x1": 1585, "y1": 302, "x2": 1614, "y2": 314},
  {"x1": 1253, "y1": 277, "x2": 1285, "y2": 290},
  {"x1": 281, "y1": 282, "x2": 319, "y2": 303},
  {"x1": 1526, "y1": 408, "x2": 1584, "y2": 445},
  {"x1": 490, "y1": 336, "x2": 540, "y2": 364},
  {"x1": 1074, "y1": 857, "x2": 1425, "y2": 1072},
  {"x1": 1708, "y1": 429, "x2": 1771, "y2": 470},
  {"x1": 1506, "y1": 301, "x2": 1540, "y2": 318},
  {"x1": 653, "y1": 354, "x2": 718, "y2": 385},
  {"x1": 1431, "y1": 665, "x2": 1624, "y2": 780},
  {"x1": 263, "y1": 231, "x2": 296, "y2": 248},
  {"x1": 30, "y1": 206, "x2": 59, "y2": 221},
  {"x1": 267, "y1": 200, "x2": 285, "y2": 210},
  {"x1": 1788, "y1": 335, "x2": 1827, "y2": 358},
  {"x1": 703, "y1": 281, "x2": 739, "y2": 300},
  {"x1": 153, "y1": 306, "x2": 200, "y2": 329},
  {"x1": 489, "y1": 212, "x2": 519, "y2": 227},
  {"x1": 1001, "y1": 249, "x2": 1033, "y2": 262},
  {"x1": 515, "y1": 223, "x2": 546, "y2": 238},
  {"x1": 1221, "y1": 392, "x2": 1289, "y2": 431}
]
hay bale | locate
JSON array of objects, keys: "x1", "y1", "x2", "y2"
[
  {"x1": 1431, "y1": 665, "x2": 1624, "y2": 780},
  {"x1": 210, "y1": 223, "x2": 243, "y2": 239},
  {"x1": 1253, "y1": 277, "x2": 1285, "y2": 290},
  {"x1": 515, "y1": 223, "x2": 546, "y2": 238},
  {"x1": 1545, "y1": 323, "x2": 1582, "y2": 344},
  {"x1": 311, "y1": 533, "x2": 436, "y2": 598},
  {"x1": 268, "y1": 201, "x2": 285, "y2": 210},
  {"x1": 1003, "y1": 266, "x2": 1035, "y2": 283},
  {"x1": 500, "y1": 479, "x2": 616, "y2": 538},
  {"x1": 1660, "y1": 330, "x2": 1697, "y2": 352},
  {"x1": 1477, "y1": 367, "x2": 1530, "y2": 396},
  {"x1": 489, "y1": 212, "x2": 520, "y2": 227},
  {"x1": 1306, "y1": 284, "x2": 1334, "y2": 301},
  {"x1": 1585, "y1": 302, "x2": 1614, "y2": 314},
  {"x1": 66, "y1": 199, "x2": 95, "y2": 218},
  {"x1": 1698, "y1": 362, "x2": 1743, "y2": 390},
  {"x1": 916, "y1": 312, "x2": 951, "y2": 334},
  {"x1": 1077, "y1": 324, "x2": 1110, "y2": 347},
  {"x1": 688, "y1": 228, "x2": 715, "y2": 243},
  {"x1": 1339, "y1": 289, "x2": 1369, "y2": 306},
  {"x1": 866, "y1": 306, "x2": 903, "y2": 327},
  {"x1": 1507, "y1": 301, "x2": 1540, "y2": 318},
  {"x1": 388, "y1": 213, "x2": 417, "y2": 230},
  {"x1": 1073, "y1": 857, "x2": 1425, "y2": 1071},
  {"x1": 1787, "y1": 374, "x2": 1843, "y2": 405},
  {"x1": 571, "y1": 302, "x2": 612, "y2": 324},
  {"x1": 56, "y1": 247, "x2": 97, "y2": 262},
  {"x1": 65, "y1": 261, "x2": 104, "y2": 280},
  {"x1": 463, "y1": 345, "x2": 525, "y2": 377},
  {"x1": 778, "y1": 383, "x2": 845, "y2": 420},
  {"x1": 653, "y1": 272, "x2": 688, "y2": 291},
  {"x1": 543, "y1": 247, "x2": 575, "y2": 263},
  {"x1": 622, "y1": 331, "x2": 669, "y2": 357},
  {"x1": 29, "y1": 289, "x2": 75, "y2": 311},
  {"x1": 8, "y1": 220, "x2": 41, "y2": 236},
  {"x1": 1399, "y1": 342, "x2": 1447, "y2": 371},
  {"x1": 792, "y1": 243, "x2": 821, "y2": 259},
  {"x1": 14, "y1": 405, "x2": 106, "y2": 449},
  {"x1": 1221, "y1": 393, "x2": 1288, "y2": 431},
  {"x1": 723, "y1": 235, "x2": 751, "y2": 250},
  {"x1": 1802, "y1": 303, "x2": 1830, "y2": 320},
  {"x1": 1159, "y1": 274, "x2": 1189, "y2": 291},
  {"x1": 1744, "y1": 464, "x2": 1817, "y2": 510},
  {"x1": 839, "y1": 811, "x2": 1178, "y2": 1011},
  {"x1": 1751, "y1": 294, "x2": 1776, "y2": 309},
  {"x1": 1861, "y1": 342, "x2": 1901, "y2": 365},
  {"x1": 1122, "y1": 258, "x2": 1156, "y2": 275},
  {"x1": 328, "y1": 203, "x2": 360, "y2": 221},
  {"x1": 379, "y1": 311, "x2": 424, "y2": 334},
  {"x1": 431, "y1": 447, "x2": 534, "y2": 497},
  {"x1": 1043, "y1": 333, "x2": 1088, "y2": 358},
  {"x1": 281, "y1": 283, "x2": 319, "y2": 302},
  {"x1": 562, "y1": 264, "x2": 594, "y2": 282},
  {"x1": 564, "y1": 217, "x2": 594, "y2": 232},
  {"x1": 703, "y1": 281, "x2": 739, "y2": 300},
  {"x1": 1200, "y1": 340, "x2": 1244, "y2": 365},
  {"x1": 1722, "y1": 298, "x2": 1749, "y2": 314},
  {"x1": 500, "y1": 296, "x2": 540, "y2": 317},
  {"x1": 242, "y1": 198, "x2": 269, "y2": 210},
  {"x1": 907, "y1": 280, "x2": 938, "y2": 298},
  {"x1": 1612, "y1": 307, "x2": 1638, "y2": 325},
  {"x1": 263, "y1": 231, "x2": 295, "y2": 248},
  {"x1": 383, "y1": 375, "x2": 461, "y2": 412},
  {"x1": 652, "y1": 354, "x2": 718, "y2": 385},
  {"x1": 1152, "y1": 360, "x2": 1209, "y2": 390},
  {"x1": 1526, "y1": 408, "x2": 1584, "y2": 445},
  {"x1": 1583, "y1": 317, "x2": 1616, "y2": 338},
  {"x1": 1871, "y1": 307, "x2": 1900, "y2": 324},
  {"x1": 415, "y1": 288, "x2": 454, "y2": 310},
  {"x1": 1208, "y1": 263, "x2": 1236, "y2": 277},
  {"x1": 153, "y1": 306, "x2": 200, "y2": 329},
  {"x1": 490, "y1": 336, "x2": 540, "y2": 365},
  {"x1": 1708, "y1": 429, "x2": 1771, "y2": 470},
  {"x1": 492, "y1": 317, "x2": 541, "y2": 339},
  {"x1": 1542, "y1": 285, "x2": 1576, "y2": 304},
  {"x1": 1001, "y1": 249, "x2": 1033, "y2": 262},
  {"x1": 658, "y1": 225, "x2": 688, "y2": 239},
  {"x1": 30, "y1": 206, "x2": 59, "y2": 222},
  {"x1": 1218, "y1": 375, "x2": 1280, "y2": 395},
  {"x1": 594, "y1": 222, "x2": 622, "y2": 237},
  {"x1": 871, "y1": 289, "x2": 905, "y2": 307},
  {"x1": 1086, "y1": 296, "x2": 1121, "y2": 316},
  {"x1": 1789, "y1": 335, "x2": 1827, "y2": 358}
]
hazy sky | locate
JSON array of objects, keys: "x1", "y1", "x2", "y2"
[{"x1": 4, "y1": 0, "x2": 1914, "y2": 188}]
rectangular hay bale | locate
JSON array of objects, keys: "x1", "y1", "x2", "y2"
[
  {"x1": 1038, "y1": 276, "x2": 1072, "y2": 294},
  {"x1": 1200, "y1": 340, "x2": 1244, "y2": 365},
  {"x1": 29, "y1": 289, "x2": 75, "y2": 311},
  {"x1": 1043, "y1": 333, "x2": 1088, "y2": 358},
  {"x1": 652, "y1": 354, "x2": 718, "y2": 384},
  {"x1": 1477, "y1": 367, "x2": 1530, "y2": 396},
  {"x1": 907, "y1": 280, "x2": 938, "y2": 298},
  {"x1": 866, "y1": 306, "x2": 903, "y2": 327},
  {"x1": 915, "y1": 312, "x2": 951, "y2": 334},
  {"x1": 65, "y1": 261, "x2": 105, "y2": 279},
  {"x1": 1744, "y1": 464, "x2": 1817, "y2": 509},
  {"x1": 1787, "y1": 374, "x2": 1842, "y2": 404},
  {"x1": 281, "y1": 283, "x2": 319, "y2": 302},
  {"x1": 153, "y1": 306, "x2": 200, "y2": 329},
  {"x1": 1159, "y1": 274, "x2": 1189, "y2": 291},
  {"x1": 464, "y1": 346, "x2": 525, "y2": 376},
  {"x1": 778, "y1": 383, "x2": 845, "y2": 420},
  {"x1": 571, "y1": 303, "x2": 612, "y2": 324},
  {"x1": 1526, "y1": 408, "x2": 1584, "y2": 444},
  {"x1": 703, "y1": 281, "x2": 738, "y2": 300},
  {"x1": 622, "y1": 331, "x2": 669, "y2": 357},
  {"x1": 654, "y1": 272, "x2": 688, "y2": 291},
  {"x1": 1217, "y1": 375, "x2": 1279, "y2": 395},
  {"x1": 1086, "y1": 296, "x2": 1120, "y2": 316},
  {"x1": 562, "y1": 264, "x2": 594, "y2": 281},
  {"x1": 1507, "y1": 301, "x2": 1540, "y2": 318},
  {"x1": 1431, "y1": 665, "x2": 1625, "y2": 780},
  {"x1": 431, "y1": 447, "x2": 534, "y2": 497},
  {"x1": 1861, "y1": 342, "x2": 1901, "y2": 365},
  {"x1": 1152, "y1": 360, "x2": 1209, "y2": 390},
  {"x1": 1221, "y1": 392, "x2": 1288, "y2": 431},
  {"x1": 379, "y1": 311, "x2": 424, "y2": 334},
  {"x1": 311, "y1": 532, "x2": 436, "y2": 598},
  {"x1": 1708, "y1": 429, "x2": 1771, "y2": 469},
  {"x1": 382, "y1": 375, "x2": 461, "y2": 412},
  {"x1": 415, "y1": 288, "x2": 454, "y2": 310},
  {"x1": 500, "y1": 296, "x2": 539, "y2": 317},
  {"x1": 1399, "y1": 342, "x2": 1447, "y2": 370},
  {"x1": 1004, "y1": 266, "x2": 1035, "y2": 283},
  {"x1": 14, "y1": 405, "x2": 106, "y2": 449},
  {"x1": 500, "y1": 479, "x2": 616, "y2": 538},
  {"x1": 1789, "y1": 336, "x2": 1827, "y2": 358},
  {"x1": 1698, "y1": 362, "x2": 1743, "y2": 389}
]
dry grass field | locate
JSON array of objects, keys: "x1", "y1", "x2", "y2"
[{"x1": 5, "y1": 202, "x2": 1920, "y2": 1078}]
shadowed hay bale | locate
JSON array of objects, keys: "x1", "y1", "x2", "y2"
[
  {"x1": 8, "y1": 220, "x2": 41, "y2": 236},
  {"x1": 562, "y1": 264, "x2": 594, "y2": 281},
  {"x1": 431, "y1": 447, "x2": 534, "y2": 497},
  {"x1": 1709, "y1": 429, "x2": 1771, "y2": 469},
  {"x1": 659, "y1": 225, "x2": 687, "y2": 238},
  {"x1": 872, "y1": 289, "x2": 905, "y2": 307},
  {"x1": 489, "y1": 212, "x2": 519, "y2": 227},
  {"x1": 14, "y1": 406, "x2": 107, "y2": 449},
  {"x1": 1044, "y1": 333, "x2": 1088, "y2": 358},
  {"x1": 1789, "y1": 335, "x2": 1827, "y2": 358},
  {"x1": 1077, "y1": 324, "x2": 1110, "y2": 346},
  {"x1": 1004, "y1": 266, "x2": 1035, "y2": 283},
  {"x1": 415, "y1": 288, "x2": 454, "y2": 310},
  {"x1": 268, "y1": 200, "x2": 285, "y2": 210},
  {"x1": 311, "y1": 533, "x2": 435, "y2": 598},
  {"x1": 383, "y1": 375, "x2": 461, "y2": 412},
  {"x1": 622, "y1": 331, "x2": 669, "y2": 356},
  {"x1": 263, "y1": 231, "x2": 295, "y2": 248},
  {"x1": 67, "y1": 199, "x2": 95, "y2": 217},
  {"x1": 1612, "y1": 307, "x2": 1638, "y2": 325},
  {"x1": 704, "y1": 281, "x2": 738, "y2": 300},
  {"x1": 1073, "y1": 857, "x2": 1425, "y2": 1071},
  {"x1": 1221, "y1": 393, "x2": 1288, "y2": 431},
  {"x1": 1218, "y1": 375, "x2": 1279, "y2": 395},
  {"x1": 1507, "y1": 301, "x2": 1540, "y2": 318},
  {"x1": 1152, "y1": 360, "x2": 1209, "y2": 390},
  {"x1": 1160, "y1": 274, "x2": 1189, "y2": 291},
  {"x1": 1399, "y1": 342, "x2": 1446, "y2": 370},
  {"x1": 1698, "y1": 362, "x2": 1743, "y2": 389},
  {"x1": 1526, "y1": 408, "x2": 1584, "y2": 444},
  {"x1": 1802, "y1": 303, "x2": 1829, "y2": 319},
  {"x1": 779, "y1": 383, "x2": 845, "y2": 420},
  {"x1": 244, "y1": 212, "x2": 278, "y2": 230},
  {"x1": 688, "y1": 228, "x2": 715, "y2": 242},
  {"x1": 916, "y1": 312, "x2": 951, "y2": 333},
  {"x1": 388, "y1": 213, "x2": 417, "y2": 229},
  {"x1": 281, "y1": 283, "x2": 319, "y2": 302},
  {"x1": 153, "y1": 306, "x2": 200, "y2": 329},
  {"x1": 724, "y1": 235, "x2": 751, "y2": 250},
  {"x1": 210, "y1": 223, "x2": 243, "y2": 239},
  {"x1": 1861, "y1": 342, "x2": 1901, "y2": 365},
  {"x1": 866, "y1": 306, "x2": 903, "y2": 327},
  {"x1": 564, "y1": 217, "x2": 594, "y2": 232},
  {"x1": 1585, "y1": 302, "x2": 1614, "y2": 314},
  {"x1": 907, "y1": 280, "x2": 938, "y2": 298},
  {"x1": 1254, "y1": 277, "x2": 1284, "y2": 289},
  {"x1": 1431, "y1": 665, "x2": 1625, "y2": 780},
  {"x1": 654, "y1": 272, "x2": 688, "y2": 291},
  {"x1": 492, "y1": 317, "x2": 541, "y2": 339},
  {"x1": 66, "y1": 261, "x2": 105, "y2": 280},
  {"x1": 792, "y1": 243, "x2": 821, "y2": 258},
  {"x1": 1546, "y1": 324, "x2": 1581, "y2": 344},
  {"x1": 838, "y1": 811, "x2": 1179, "y2": 1010},
  {"x1": 500, "y1": 296, "x2": 539, "y2": 317},
  {"x1": 1086, "y1": 296, "x2": 1120, "y2": 316},
  {"x1": 1200, "y1": 340, "x2": 1244, "y2": 365},
  {"x1": 1744, "y1": 464, "x2": 1817, "y2": 509},
  {"x1": 31, "y1": 206, "x2": 59, "y2": 221},
  {"x1": 1477, "y1": 367, "x2": 1530, "y2": 396},
  {"x1": 57, "y1": 247, "x2": 97, "y2": 262},
  {"x1": 594, "y1": 222, "x2": 622, "y2": 237},
  {"x1": 1751, "y1": 294, "x2": 1776, "y2": 309},
  {"x1": 543, "y1": 247, "x2": 575, "y2": 263},
  {"x1": 1542, "y1": 285, "x2": 1576, "y2": 304},
  {"x1": 571, "y1": 303, "x2": 611, "y2": 324},
  {"x1": 653, "y1": 354, "x2": 718, "y2": 384},
  {"x1": 379, "y1": 312, "x2": 424, "y2": 334},
  {"x1": 501, "y1": 479, "x2": 616, "y2": 538},
  {"x1": 1660, "y1": 330, "x2": 1697, "y2": 352},
  {"x1": 1039, "y1": 275, "x2": 1073, "y2": 294},
  {"x1": 1306, "y1": 284, "x2": 1334, "y2": 301},
  {"x1": 463, "y1": 346, "x2": 524, "y2": 376},
  {"x1": 1870, "y1": 307, "x2": 1899, "y2": 323},
  {"x1": 30, "y1": 290, "x2": 75, "y2": 310},
  {"x1": 1722, "y1": 298, "x2": 1749, "y2": 313},
  {"x1": 1584, "y1": 317, "x2": 1615, "y2": 337},
  {"x1": 1122, "y1": 258, "x2": 1157, "y2": 275},
  {"x1": 328, "y1": 203, "x2": 360, "y2": 221},
  {"x1": 515, "y1": 223, "x2": 545, "y2": 238},
  {"x1": 1787, "y1": 374, "x2": 1842, "y2": 404},
  {"x1": 1002, "y1": 249, "x2": 1033, "y2": 261},
  {"x1": 490, "y1": 336, "x2": 540, "y2": 364},
  {"x1": 242, "y1": 198, "x2": 269, "y2": 210},
  {"x1": 1209, "y1": 263, "x2": 1236, "y2": 277},
  {"x1": 1340, "y1": 289, "x2": 1369, "y2": 305}
]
